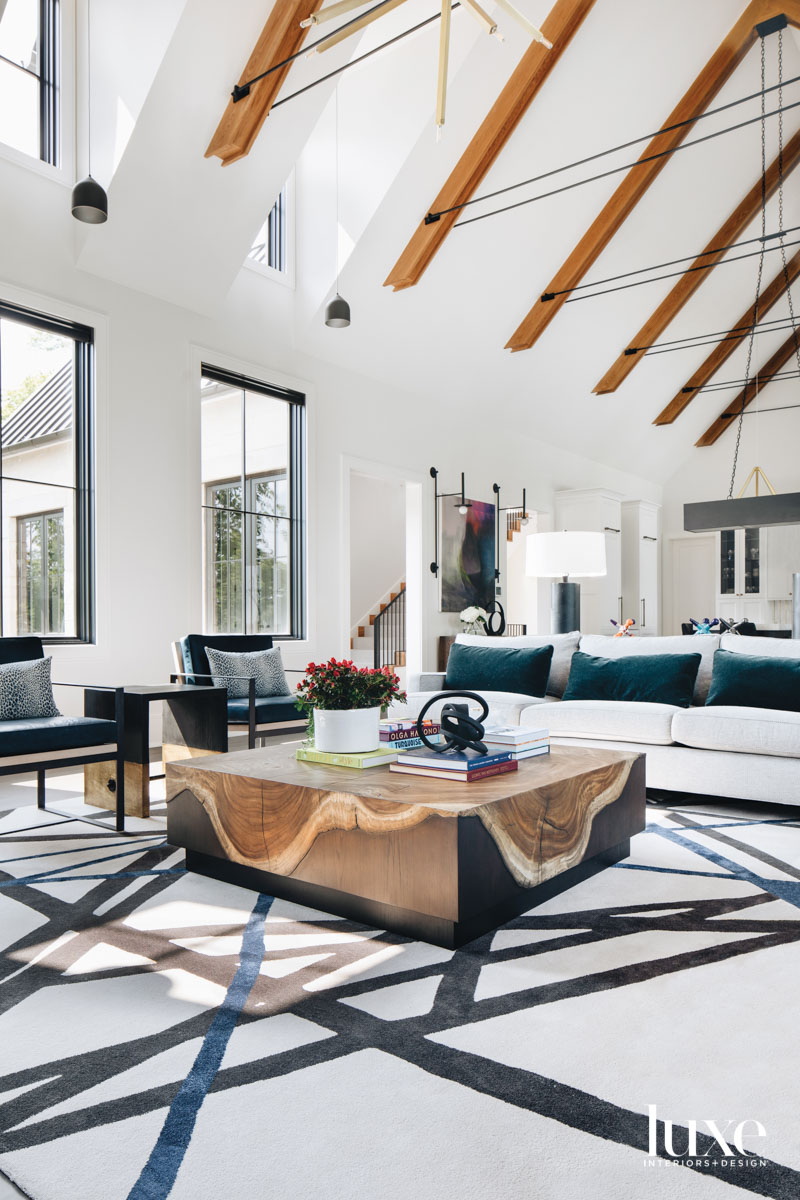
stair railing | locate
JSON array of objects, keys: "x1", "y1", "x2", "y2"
[{"x1": 373, "y1": 587, "x2": 405, "y2": 670}]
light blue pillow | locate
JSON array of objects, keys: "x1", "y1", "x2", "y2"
[
  {"x1": 0, "y1": 657, "x2": 60, "y2": 720},
  {"x1": 206, "y1": 646, "x2": 290, "y2": 699}
]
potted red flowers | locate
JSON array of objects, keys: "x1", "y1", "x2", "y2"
[{"x1": 295, "y1": 658, "x2": 406, "y2": 753}]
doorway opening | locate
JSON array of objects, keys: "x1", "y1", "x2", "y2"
[{"x1": 349, "y1": 472, "x2": 407, "y2": 676}]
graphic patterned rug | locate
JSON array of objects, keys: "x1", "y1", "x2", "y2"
[{"x1": 0, "y1": 801, "x2": 799, "y2": 1200}]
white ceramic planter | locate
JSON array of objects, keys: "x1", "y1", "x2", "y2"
[{"x1": 313, "y1": 706, "x2": 381, "y2": 753}]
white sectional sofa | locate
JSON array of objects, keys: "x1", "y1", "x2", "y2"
[{"x1": 400, "y1": 631, "x2": 800, "y2": 805}]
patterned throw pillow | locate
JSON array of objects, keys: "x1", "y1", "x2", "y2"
[
  {"x1": 0, "y1": 657, "x2": 61, "y2": 721},
  {"x1": 206, "y1": 647, "x2": 290, "y2": 699}
]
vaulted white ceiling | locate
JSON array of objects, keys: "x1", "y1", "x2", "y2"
[{"x1": 74, "y1": 0, "x2": 800, "y2": 487}]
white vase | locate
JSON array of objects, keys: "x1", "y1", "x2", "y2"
[{"x1": 313, "y1": 706, "x2": 381, "y2": 753}]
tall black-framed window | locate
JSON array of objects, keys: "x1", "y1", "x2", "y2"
[
  {"x1": 0, "y1": 299, "x2": 95, "y2": 643},
  {"x1": 0, "y1": 0, "x2": 59, "y2": 165},
  {"x1": 201, "y1": 365, "x2": 305, "y2": 638}
]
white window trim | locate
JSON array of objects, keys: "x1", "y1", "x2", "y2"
[
  {"x1": 242, "y1": 170, "x2": 296, "y2": 290},
  {"x1": 0, "y1": 280, "x2": 108, "y2": 661},
  {"x1": 0, "y1": 0, "x2": 75, "y2": 184}
]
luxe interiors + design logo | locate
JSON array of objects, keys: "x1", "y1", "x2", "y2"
[{"x1": 645, "y1": 1104, "x2": 768, "y2": 1169}]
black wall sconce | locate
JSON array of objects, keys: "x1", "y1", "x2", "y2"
[
  {"x1": 429, "y1": 467, "x2": 473, "y2": 576},
  {"x1": 492, "y1": 484, "x2": 529, "y2": 592}
]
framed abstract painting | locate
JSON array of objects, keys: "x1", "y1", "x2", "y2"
[{"x1": 439, "y1": 499, "x2": 496, "y2": 612}]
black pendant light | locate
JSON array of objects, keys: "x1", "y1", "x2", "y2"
[
  {"x1": 325, "y1": 86, "x2": 349, "y2": 328},
  {"x1": 71, "y1": 0, "x2": 107, "y2": 224},
  {"x1": 325, "y1": 293, "x2": 351, "y2": 327}
]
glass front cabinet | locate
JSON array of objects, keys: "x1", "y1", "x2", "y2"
[{"x1": 717, "y1": 528, "x2": 762, "y2": 623}]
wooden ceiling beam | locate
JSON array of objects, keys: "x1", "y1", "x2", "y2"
[
  {"x1": 505, "y1": 0, "x2": 800, "y2": 352},
  {"x1": 597, "y1": 132, "x2": 800, "y2": 395},
  {"x1": 206, "y1": 0, "x2": 326, "y2": 166},
  {"x1": 654, "y1": 248, "x2": 800, "y2": 425},
  {"x1": 383, "y1": 0, "x2": 597, "y2": 291},
  {"x1": 696, "y1": 330, "x2": 800, "y2": 446}
]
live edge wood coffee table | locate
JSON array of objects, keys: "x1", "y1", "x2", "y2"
[{"x1": 166, "y1": 743, "x2": 645, "y2": 948}]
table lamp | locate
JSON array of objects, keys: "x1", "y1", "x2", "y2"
[{"x1": 526, "y1": 531, "x2": 607, "y2": 633}]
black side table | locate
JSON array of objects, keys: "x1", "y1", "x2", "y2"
[{"x1": 84, "y1": 684, "x2": 228, "y2": 819}]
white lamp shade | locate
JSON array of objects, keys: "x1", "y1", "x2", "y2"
[{"x1": 526, "y1": 531, "x2": 607, "y2": 578}]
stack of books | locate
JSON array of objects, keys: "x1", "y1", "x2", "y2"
[
  {"x1": 296, "y1": 745, "x2": 399, "y2": 769},
  {"x1": 482, "y1": 725, "x2": 550, "y2": 760},
  {"x1": 389, "y1": 746, "x2": 517, "y2": 783},
  {"x1": 380, "y1": 718, "x2": 442, "y2": 752}
]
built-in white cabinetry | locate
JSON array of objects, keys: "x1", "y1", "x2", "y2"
[
  {"x1": 716, "y1": 528, "x2": 763, "y2": 624},
  {"x1": 554, "y1": 489, "x2": 623, "y2": 635},
  {"x1": 713, "y1": 526, "x2": 800, "y2": 626},
  {"x1": 621, "y1": 500, "x2": 661, "y2": 634}
]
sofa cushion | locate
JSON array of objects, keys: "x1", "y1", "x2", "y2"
[
  {"x1": 391, "y1": 690, "x2": 549, "y2": 727},
  {"x1": 206, "y1": 646, "x2": 290, "y2": 699},
  {"x1": 180, "y1": 634, "x2": 275, "y2": 685},
  {"x1": 522, "y1": 700, "x2": 678, "y2": 746},
  {"x1": 226, "y1": 696, "x2": 303, "y2": 724},
  {"x1": 706, "y1": 648, "x2": 800, "y2": 713},
  {"x1": 579, "y1": 634, "x2": 719, "y2": 705},
  {"x1": 721, "y1": 633, "x2": 800, "y2": 660},
  {"x1": 455, "y1": 632, "x2": 579, "y2": 697},
  {"x1": 672, "y1": 705, "x2": 800, "y2": 758},
  {"x1": 0, "y1": 716, "x2": 117, "y2": 757},
  {"x1": 445, "y1": 642, "x2": 553, "y2": 697},
  {"x1": 563, "y1": 650, "x2": 701, "y2": 708},
  {"x1": 0, "y1": 657, "x2": 60, "y2": 721}
]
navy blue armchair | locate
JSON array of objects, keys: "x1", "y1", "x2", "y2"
[
  {"x1": 0, "y1": 637, "x2": 126, "y2": 831},
  {"x1": 171, "y1": 635, "x2": 306, "y2": 748}
]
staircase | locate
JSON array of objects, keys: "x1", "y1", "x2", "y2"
[
  {"x1": 506, "y1": 507, "x2": 528, "y2": 541},
  {"x1": 350, "y1": 579, "x2": 406, "y2": 669}
]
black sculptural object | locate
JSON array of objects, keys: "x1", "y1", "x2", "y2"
[
  {"x1": 482, "y1": 599, "x2": 506, "y2": 637},
  {"x1": 415, "y1": 691, "x2": 489, "y2": 756}
]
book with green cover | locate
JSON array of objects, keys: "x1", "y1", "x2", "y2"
[{"x1": 295, "y1": 745, "x2": 398, "y2": 769}]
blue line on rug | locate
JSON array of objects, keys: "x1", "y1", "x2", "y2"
[
  {"x1": 0, "y1": 868, "x2": 185, "y2": 887},
  {"x1": 0, "y1": 845, "x2": 161, "y2": 885},
  {"x1": 651, "y1": 826, "x2": 800, "y2": 912},
  {"x1": 126, "y1": 892, "x2": 273, "y2": 1200},
  {"x1": 0, "y1": 837, "x2": 165, "y2": 864},
  {"x1": 674, "y1": 818, "x2": 800, "y2": 831},
  {"x1": 611, "y1": 863, "x2": 728, "y2": 879}
]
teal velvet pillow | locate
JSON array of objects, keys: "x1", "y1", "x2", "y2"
[
  {"x1": 705, "y1": 649, "x2": 800, "y2": 712},
  {"x1": 562, "y1": 650, "x2": 701, "y2": 708},
  {"x1": 444, "y1": 642, "x2": 554, "y2": 697}
]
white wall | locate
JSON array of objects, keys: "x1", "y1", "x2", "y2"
[{"x1": 349, "y1": 473, "x2": 405, "y2": 626}]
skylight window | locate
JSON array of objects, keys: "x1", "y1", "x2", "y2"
[
  {"x1": 246, "y1": 177, "x2": 294, "y2": 285},
  {"x1": 249, "y1": 188, "x2": 286, "y2": 273}
]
